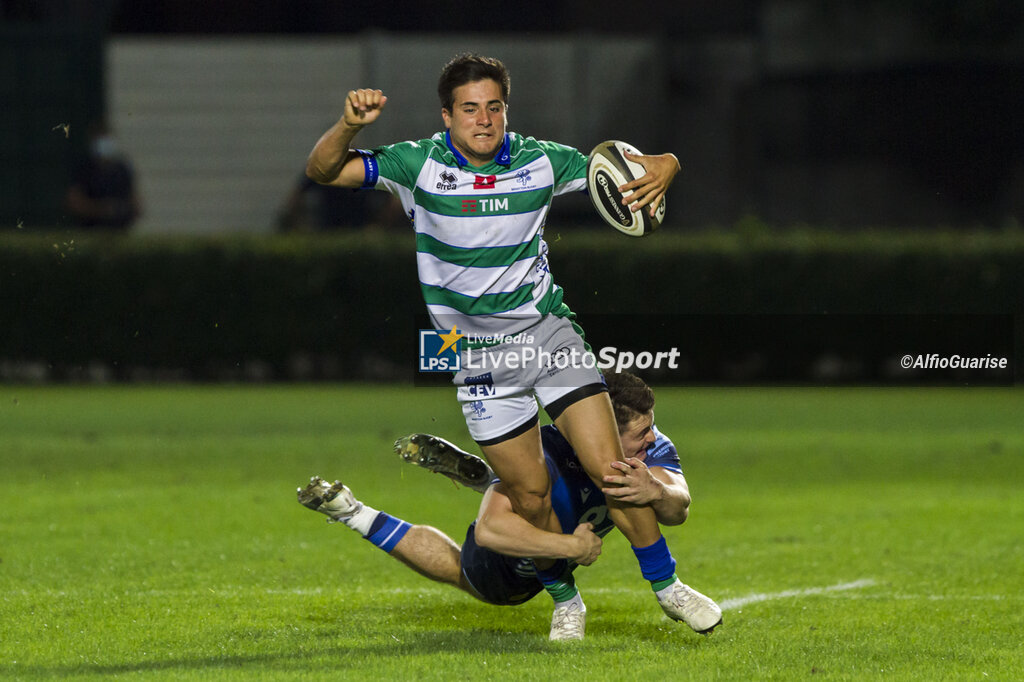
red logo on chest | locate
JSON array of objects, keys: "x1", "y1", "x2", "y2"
[{"x1": 473, "y1": 175, "x2": 497, "y2": 190}]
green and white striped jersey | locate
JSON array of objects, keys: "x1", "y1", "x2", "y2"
[{"x1": 359, "y1": 131, "x2": 588, "y2": 337}]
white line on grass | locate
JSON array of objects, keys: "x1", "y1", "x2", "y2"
[
  {"x1": 19, "y1": 578, "x2": 1015, "y2": 604},
  {"x1": 719, "y1": 578, "x2": 877, "y2": 611}
]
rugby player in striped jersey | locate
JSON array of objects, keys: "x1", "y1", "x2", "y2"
[{"x1": 305, "y1": 55, "x2": 703, "y2": 634}]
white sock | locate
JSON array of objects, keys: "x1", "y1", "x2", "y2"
[
  {"x1": 655, "y1": 579, "x2": 681, "y2": 602},
  {"x1": 556, "y1": 591, "x2": 586, "y2": 611},
  {"x1": 339, "y1": 502, "x2": 378, "y2": 536}
]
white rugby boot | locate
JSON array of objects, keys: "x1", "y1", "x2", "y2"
[
  {"x1": 657, "y1": 580, "x2": 723, "y2": 634},
  {"x1": 394, "y1": 433, "x2": 495, "y2": 493},
  {"x1": 549, "y1": 601, "x2": 586, "y2": 641},
  {"x1": 296, "y1": 476, "x2": 362, "y2": 521}
]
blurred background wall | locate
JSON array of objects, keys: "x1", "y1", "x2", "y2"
[
  {"x1": 106, "y1": 36, "x2": 664, "y2": 233},
  {"x1": 2, "y1": 0, "x2": 1022, "y2": 384},
  {"x1": 2, "y1": 0, "x2": 1023, "y2": 232}
]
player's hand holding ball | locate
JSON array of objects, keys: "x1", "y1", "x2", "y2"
[
  {"x1": 587, "y1": 141, "x2": 679, "y2": 236},
  {"x1": 619, "y1": 151, "x2": 680, "y2": 218}
]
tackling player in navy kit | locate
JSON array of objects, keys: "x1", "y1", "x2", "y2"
[{"x1": 297, "y1": 373, "x2": 721, "y2": 641}]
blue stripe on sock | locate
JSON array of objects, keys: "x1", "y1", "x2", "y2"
[
  {"x1": 365, "y1": 512, "x2": 412, "y2": 552},
  {"x1": 632, "y1": 536, "x2": 677, "y2": 584}
]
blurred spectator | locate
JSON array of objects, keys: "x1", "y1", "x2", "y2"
[
  {"x1": 277, "y1": 173, "x2": 406, "y2": 232},
  {"x1": 65, "y1": 122, "x2": 140, "y2": 231}
]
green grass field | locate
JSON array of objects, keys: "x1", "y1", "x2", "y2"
[{"x1": 2, "y1": 384, "x2": 1022, "y2": 680}]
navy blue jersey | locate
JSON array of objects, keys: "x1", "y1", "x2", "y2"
[
  {"x1": 461, "y1": 422, "x2": 684, "y2": 605},
  {"x1": 541, "y1": 423, "x2": 682, "y2": 537}
]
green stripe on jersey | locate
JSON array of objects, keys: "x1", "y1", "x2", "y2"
[
  {"x1": 420, "y1": 282, "x2": 535, "y2": 316},
  {"x1": 535, "y1": 278, "x2": 566, "y2": 316},
  {"x1": 416, "y1": 233, "x2": 541, "y2": 269},
  {"x1": 369, "y1": 132, "x2": 590, "y2": 332},
  {"x1": 412, "y1": 187, "x2": 552, "y2": 218}
]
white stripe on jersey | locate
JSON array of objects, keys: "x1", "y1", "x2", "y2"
[{"x1": 416, "y1": 251, "x2": 539, "y2": 297}]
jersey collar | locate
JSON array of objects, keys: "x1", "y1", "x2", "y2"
[{"x1": 444, "y1": 130, "x2": 512, "y2": 168}]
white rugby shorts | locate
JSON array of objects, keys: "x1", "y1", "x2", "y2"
[{"x1": 452, "y1": 314, "x2": 605, "y2": 443}]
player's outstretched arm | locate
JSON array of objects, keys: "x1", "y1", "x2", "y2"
[
  {"x1": 475, "y1": 485, "x2": 602, "y2": 566},
  {"x1": 306, "y1": 88, "x2": 388, "y2": 188},
  {"x1": 600, "y1": 459, "x2": 691, "y2": 526},
  {"x1": 617, "y1": 151, "x2": 680, "y2": 217}
]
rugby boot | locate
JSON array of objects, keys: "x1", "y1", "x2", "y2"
[
  {"x1": 549, "y1": 601, "x2": 586, "y2": 641},
  {"x1": 297, "y1": 476, "x2": 362, "y2": 521},
  {"x1": 394, "y1": 433, "x2": 495, "y2": 493},
  {"x1": 658, "y1": 580, "x2": 723, "y2": 634}
]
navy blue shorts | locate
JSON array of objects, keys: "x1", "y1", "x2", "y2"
[{"x1": 460, "y1": 522, "x2": 543, "y2": 606}]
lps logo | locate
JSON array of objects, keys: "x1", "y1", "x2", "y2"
[
  {"x1": 515, "y1": 168, "x2": 532, "y2": 186},
  {"x1": 418, "y1": 326, "x2": 463, "y2": 372},
  {"x1": 469, "y1": 400, "x2": 487, "y2": 418}
]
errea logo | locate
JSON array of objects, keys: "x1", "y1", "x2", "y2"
[
  {"x1": 461, "y1": 198, "x2": 509, "y2": 213},
  {"x1": 436, "y1": 170, "x2": 458, "y2": 191}
]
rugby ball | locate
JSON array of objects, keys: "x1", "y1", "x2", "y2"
[{"x1": 586, "y1": 140, "x2": 666, "y2": 237}]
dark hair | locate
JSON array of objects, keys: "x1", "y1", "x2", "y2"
[
  {"x1": 605, "y1": 372, "x2": 656, "y2": 431},
  {"x1": 438, "y1": 53, "x2": 510, "y2": 111}
]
